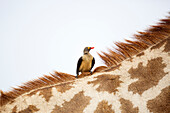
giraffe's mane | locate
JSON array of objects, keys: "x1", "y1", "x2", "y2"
[
  {"x1": 0, "y1": 14, "x2": 170, "y2": 107},
  {"x1": 98, "y1": 15, "x2": 170, "y2": 67},
  {"x1": 0, "y1": 71, "x2": 75, "y2": 106}
]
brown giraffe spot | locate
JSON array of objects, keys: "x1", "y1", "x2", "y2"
[
  {"x1": 9, "y1": 100, "x2": 15, "y2": 105},
  {"x1": 136, "y1": 52, "x2": 144, "y2": 57},
  {"x1": 128, "y1": 57, "x2": 167, "y2": 95},
  {"x1": 147, "y1": 86, "x2": 170, "y2": 113},
  {"x1": 164, "y1": 36, "x2": 170, "y2": 52},
  {"x1": 51, "y1": 91, "x2": 91, "y2": 113},
  {"x1": 55, "y1": 82, "x2": 74, "y2": 93},
  {"x1": 88, "y1": 74, "x2": 122, "y2": 94},
  {"x1": 94, "y1": 100, "x2": 115, "y2": 113},
  {"x1": 39, "y1": 87, "x2": 52, "y2": 102},
  {"x1": 120, "y1": 98, "x2": 139, "y2": 113},
  {"x1": 18, "y1": 105, "x2": 39, "y2": 113},
  {"x1": 27, "y1": 82, "x2": 74, "y2": 102},
  {"x1": 11, "y1": 106, "x2": 17, "y2": 113},
  {"x1": 26, "y1": 87, "x2": 53, "y2": 102}
]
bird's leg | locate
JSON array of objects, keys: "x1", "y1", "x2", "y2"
[
  {"x1": 90, "y1": 71, "x2": 92, "y2": 75},
  {"x1": 76, "y1": 75, "x2": 78, "y2": 78}
]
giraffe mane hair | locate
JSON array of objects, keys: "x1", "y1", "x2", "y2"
[
  {"x1": 0, "y1": 71, "x2": 75, "y2": 106},
  {"x1": 98, "y1": 15, "x2": 170, "y2": 67}
]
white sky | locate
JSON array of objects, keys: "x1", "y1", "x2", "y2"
[{"x1": 0, "y1": 0, "x2": 169, "y2": 92}]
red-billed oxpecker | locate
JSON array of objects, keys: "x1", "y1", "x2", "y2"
[{"x1": 76, "y1": 47, "x2": 95, "y2": 78}]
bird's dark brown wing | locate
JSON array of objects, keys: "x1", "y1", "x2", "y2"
[
  {"x1": 76, "y1": 57, "x2": 83, "y2": 76},
  {"x1": 91, "y1": 57, "x2": 95, "y2": 70}
]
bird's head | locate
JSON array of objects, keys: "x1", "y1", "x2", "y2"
[{"x1": 83, "y1": 47, "x2": 94, "y2": 54}]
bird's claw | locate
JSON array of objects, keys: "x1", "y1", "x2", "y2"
[{"x1": 90, "y1": 71, "x2": 92, "y2": 75}]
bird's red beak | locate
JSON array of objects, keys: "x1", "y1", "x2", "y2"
[{"x1": 90, "y1": 47, "x2": 94, "y2": 49}]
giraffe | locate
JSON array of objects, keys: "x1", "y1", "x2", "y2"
[{"x1": 0, "y1": 15, "x2": 170, "y2": 113}]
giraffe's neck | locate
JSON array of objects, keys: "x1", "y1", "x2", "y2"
[
  {"x1": 1, "y1": 36, "x2": 169, "y2": 113},
  {"x1": 0, "y1": 17, "x2": 170, "y2": 113}
]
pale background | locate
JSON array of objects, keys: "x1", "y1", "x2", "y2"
[{"x1": 0, "y1": 0, "x2": 170, "y2": 91}]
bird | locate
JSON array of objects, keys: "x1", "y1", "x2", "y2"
[{"x1": 76, "y1": 47, "x2": 95, "y2": 78}]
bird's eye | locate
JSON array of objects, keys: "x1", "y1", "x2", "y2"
[{"x1": 88, "y1": 47, "x2": 90, "y2": 49}]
